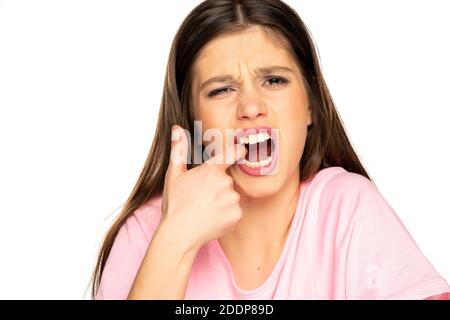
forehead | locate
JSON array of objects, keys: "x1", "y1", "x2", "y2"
[{"x1": 192, "y1": 27, "x2": 297, "y2": 81}]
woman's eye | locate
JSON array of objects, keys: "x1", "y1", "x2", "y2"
[
  {"x1": 263, "y1": 76, "x2": 289, "y2": 88},
  {"x1": 208, "y1": 87, "x2": 234, "y2": 97},
  {"x1": 208, "y1": 77, "x2": 289, "y2": 97}
]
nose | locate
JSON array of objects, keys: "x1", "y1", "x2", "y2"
[{"x1": 236, "y1": 86, "x2": 267, "y2": 121}]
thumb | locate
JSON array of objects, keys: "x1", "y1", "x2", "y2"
[{"x1": 166, "y1": 125, "x2": 189, "y2": 180}]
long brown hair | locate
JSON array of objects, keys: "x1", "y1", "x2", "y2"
[{"x1": 91, "y1": 0, "x2": 372, "y2": 299}]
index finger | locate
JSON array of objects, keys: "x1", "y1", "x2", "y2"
[{"x1": 204, "y1": 143, "x2": 247, "y2": 169}]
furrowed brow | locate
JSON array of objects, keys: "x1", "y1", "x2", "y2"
[{"x1": 199, "y1": 65, "x2": 293, "y2": 90}]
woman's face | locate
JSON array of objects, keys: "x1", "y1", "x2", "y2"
[{"x1": 191, "y1": 26, "x2": 312, "y2": 198}]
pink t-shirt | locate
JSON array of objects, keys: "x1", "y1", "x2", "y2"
[{"x1": 95, "y1": 166, "x2": 450, "y2": 300}]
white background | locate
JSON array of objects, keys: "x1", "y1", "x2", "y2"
[{"x1": 0, "y1": 0, "x2": 449, "y2": 299}]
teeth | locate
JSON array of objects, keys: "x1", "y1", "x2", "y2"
[
  {"x1": 257, "y1": 133, "x2": 265, "y2": 142},
  {"x1": 238, "y1": 132, "x2": 270, "y2": 145},
  {"x1": 243, "y1": 156, "x2": 272, "y2": 168}
]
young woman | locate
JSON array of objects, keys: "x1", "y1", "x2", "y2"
[{"x1": 91, "y1": 0, "x2": 449, "y2": 299}]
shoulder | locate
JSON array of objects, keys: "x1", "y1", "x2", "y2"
[
  {"x1": 307, "y1": 166, "x2": 378, "y2": 209},
  {"x1": 121, "y1": 194, "x2": 164, "y2": 243},
  {"x1": 313, "y1": 166, "x2": 375, "y2": 194},
  {"x1": 95, "y1": 195, "x2": 164, "y2": 300},
  {"x1": 305, "y1": 166, "x2": 382, "y2": 241}
]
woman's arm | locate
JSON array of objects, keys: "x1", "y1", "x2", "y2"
[
  {"x1": 127, "y1": 221, "x2": 200, "y2": 300},
  {"x1": 127, "y1": 126, "x2": 246, "y2": 299}
]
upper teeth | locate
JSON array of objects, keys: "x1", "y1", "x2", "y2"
[{"x1": 238, "y1": 132, "x2": 270, "y2": 145}]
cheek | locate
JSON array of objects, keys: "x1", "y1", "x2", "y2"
[
  {"x1": 195, "y1": 105, "x2": 224, "y2": 129},
  {"x1": 195, "y1": 121, "x2": 229, "y2": 153},
  {"x1": 278, "y1": 106, "x2": 309, "y2": 166},
  {"x1": 280, "y1": 123, "x2": 306, "y2": 167}
]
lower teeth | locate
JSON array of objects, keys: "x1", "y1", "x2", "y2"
[{"x1": 243, "y1": 156, "x2": 272, "y2": 168}]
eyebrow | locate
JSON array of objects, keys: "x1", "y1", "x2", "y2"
[{"x1": 199, "y1": 65, "x2": 294, "y2": 90}]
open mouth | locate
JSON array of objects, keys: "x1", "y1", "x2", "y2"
[
  {"x1": 239, "y1": 132, "x2": 272, "y2": 167},
  {"x1": 234, "y1": 127, "x2": 278, "y2": 175}
]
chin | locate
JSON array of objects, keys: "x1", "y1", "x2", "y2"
[{"x1": 231, "y1": 167, "x2": 284, "y2": 199}]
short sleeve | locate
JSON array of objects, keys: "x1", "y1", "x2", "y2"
[
  {"x1": 95, "y1": 214, "x2": 151, "y2": 300},
  {"x1": 345, "y1": 178, "x2": 450, "y2": 300}
]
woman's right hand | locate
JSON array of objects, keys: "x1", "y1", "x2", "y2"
[{"x1": 159, "y1": 125, "x2": 247, "y2": 253}]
